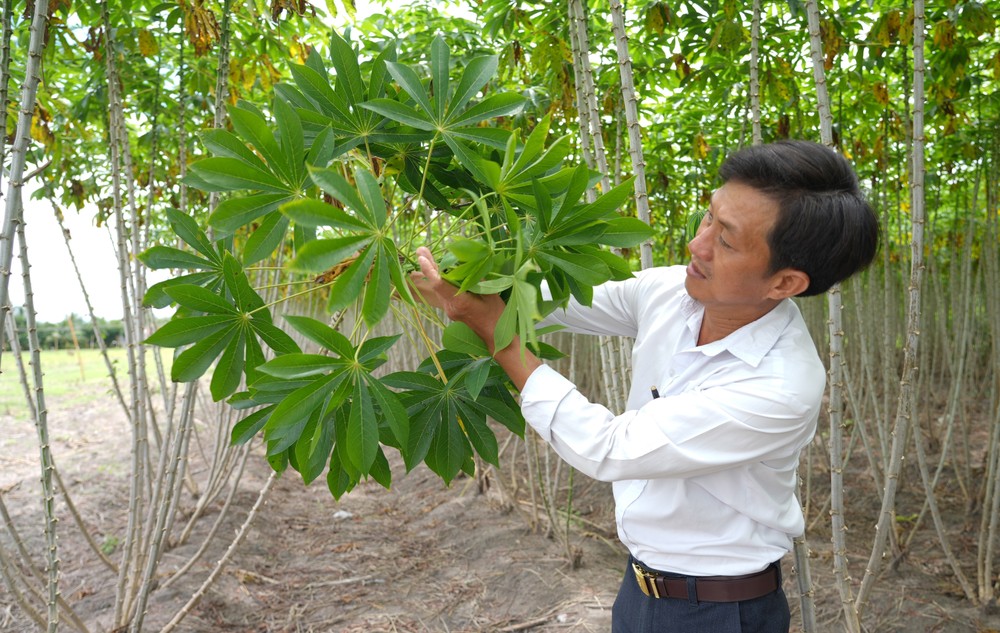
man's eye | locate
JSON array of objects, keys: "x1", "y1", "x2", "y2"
[{"x1": 719, "y1": 235, "x2": 732, "y2": 249}]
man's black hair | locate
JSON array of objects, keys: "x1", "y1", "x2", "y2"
[{"x1": 719, "y1": 140, "x2": 880, "y2": 296}]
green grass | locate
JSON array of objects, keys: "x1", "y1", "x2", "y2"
[{"x1": 0, "y1": 348, "x2": 172, "y2": 417}]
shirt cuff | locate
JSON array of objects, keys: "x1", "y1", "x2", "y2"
[{"x1": 520, "y1": 364, "x2": 577, "y2": 442}]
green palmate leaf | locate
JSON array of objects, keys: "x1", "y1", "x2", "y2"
[
  {"x1": 355, "y1": 169, "x2": 387, "y2": 227},
  {"x1": 508, "y1": 114, "x2": 552, "y2": 177},
  {"x1": 145, "y1": 315, "x2": 232, "y2": 347},
  {"x1": 284, "y1": 315, "x2": 355, "y2": 357},
  {"x1": 587, "y1": 247, "x2": 635, "y2": 281},
  {"x1": 210, "y1": 193, "x2": 295, "y2": 235},
  {"x1": 599, "y1": 217, "x2": 655, "y2": 247},
  {"x1": 455, "y1": 400, "x2": 499, "y2": 466},
  {"x1": 166, "y1": 208, "x2": 221, "y2": 263},
  {"x1": 289, "y1": 63, "x2": 352, "y2": 120},
  {"x1": 143, "y1": 272, "x2": 222, "y2": 309},
  {"x1": 294, "y1": 412, "x2": 333, "y2": 485},
  {"x1": 459, "y1": 358, "x2": 493, "y2": 401},
  {"x1": 190, "y1": 157, "x2": 289, "y2": 194},
  {"x1": 274, "y1": 94, "x2": 306, "y2": 186},
  {"x1": 138, "y1": 246, "x2": 211, "y2": 271},
  {"x1": 306, "y1": 126, "x2": 338, "y2": 168},
  {"x1": 329, "y1": 30, "x2": 365, "y2": 106},
  {"x1": 447, "y1": 127, "x2": 512, "y2": 150},
  {"x1": 164, "y1": 284, "x2": 239, "y2": 314},
  {"x1": 249, "y1": 320, "x2": 301, "y2": 356},
  {"x1": 242, "y1": 211, "x2": 290, "y2": 265},
  {"x1": 361, "y1": 248, "x2": 391, "y2": 326},
  {"x1": 327, "y1": 244, "x2": 376, "y2": 313},
  {"x1": 360, "y1": 98, "x2": 436, "y2": 130},
  {"x1": 307, "y1": 166, "x2": 370, "y2": 217},
  {"x1": 346, "y1": 378, "x2": 378, "y2": 472},
  {"x1": 449, "y1": 55, "x2": 498, "y2": 115},
  {"x1": 537, "y1": 250, "x2": 610, "y2": 286},
  {"x1": 384, "y1": 61, "x2": 434, "y2": 118},
  {"x1": 431, "y1": 36, "x2": 449, "y2": 120},
  {"x1": 366, "y1": 377, "x2": 408, "y2": 447},
  {"x1": 543, "y1": 222, "x2": 607, "y2": 247},
  {"x1": 403, "y1": 397, "x2": 444, "y2": 471},
  {"x1": 171, "y1": 325, "x2": 238, "y2": 382},
  {"x1": 562, "y1": 177, "x2": 637, "y2": 227},
  {"x1": 280, "y1": 198, "x2": 369, "y2": 231},
  {"x1": 222, "y1": 253, "x2": 264, "y2": 312},
  {"x1": 181, "y1": 171, "x2": 227, "y2": 193},
  {"x1": 275, "y1": 83, "x2": 317, "y2": 112},
  {"x1": 231, "y1": 405, "x2": 274, "y2": 445},
  {"x1": 289, "y1": 234, "x2": 372, "y2": 273},
  {"x1": 327, "y1": 443, "x2": 357, "y2": 500},
  {"x1": 200, "y1": 129, "x2": 269, "y2": 172},
  {"x1": 357, "y1": 334, "x2": 401, "y2": 365},
  {"x1": 367, "y1": 42, "x2": 397, "y2": 101},
  {"x1": 368, "y1": 447, "x2": 392, "y2": 489},
  {"x1": 211, "y1": 331, "x2": 246, "y2": 401},
  {"x1": 442, "y1": 322, "x2": 490, "y2": 356},
  {"x1": 259, "y1": 353, "x2": 342, "y2": 378},
  {"x1": 442, "y1": 135, "x2": 494, "y2": 185},
  {"x1": 244, "y1": 335, "x2": 268, "y2": 386},
  {"x1": 264, "y1": 372, "x2": 341, "y2": 454},
  {"x1": 467, "y1": 392, "x2": 525, "y2": 435},
  {"x1": 229, "y1": 106, "x2": 294, "y2": 185},
  {"x1": 445, "y1": 92, "x2": 526, "y2": 128},
  {"x1": 426, "y1": 405, "x2": 472, "y2": 485}
]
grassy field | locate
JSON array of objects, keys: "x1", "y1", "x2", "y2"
[{"x1": 0, "y1": 348, "x2": 171, "y2": 417}]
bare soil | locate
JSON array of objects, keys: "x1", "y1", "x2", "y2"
[{"x1": 2, "y1": 389, "x2": 999, "y2": 632}]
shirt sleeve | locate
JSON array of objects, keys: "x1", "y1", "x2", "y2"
[
  {"x1": 538, "y1": 271, "x2": 652, "y2": 338},
  {"x1": 520, "y1": 364, "x2": 819, "y2": 483}
]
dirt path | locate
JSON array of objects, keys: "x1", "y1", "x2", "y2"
[{"x1": 3, "y1": 391, "x2": 1000, "y2": 632}]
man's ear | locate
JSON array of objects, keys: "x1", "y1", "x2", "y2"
[{"x1": 768, "y1": 269, "x2": 810, "y2": 300}]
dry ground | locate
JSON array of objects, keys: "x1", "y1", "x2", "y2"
[{"x1": 2, "y1": 386, "x2": 1000, "y2": 632}]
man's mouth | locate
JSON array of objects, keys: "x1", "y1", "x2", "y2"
[{"x1": 687, "y1": 260, "x2": 707, "y2": 279}]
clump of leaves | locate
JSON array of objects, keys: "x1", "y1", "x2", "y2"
[{"x1": 142, "y1": 32, "x2": 652, "y2": 497}]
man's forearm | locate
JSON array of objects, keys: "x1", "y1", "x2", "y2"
[{"x1": 490, "y1": 337, "x2": 542, "y2": 392}]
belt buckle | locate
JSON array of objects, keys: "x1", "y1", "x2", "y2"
[{"x1": 631, "y1": 561, "x2": 660, "y2": 598}]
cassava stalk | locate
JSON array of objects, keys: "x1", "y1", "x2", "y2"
[
  {"x1": 0, "y1": 0, "x2": 48, "y2": 363},
  {"x1": 854, "y1": 0, "x2": 926, "y2": 612}
]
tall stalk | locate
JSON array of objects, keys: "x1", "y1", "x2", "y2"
[
  {"x1": 101, "y1": 2, "x2": 150, "y2": 625},
  {"x1": 0, "y1": 0, "x2": 48, "y2": 363},
  {"x1": 855, "y1": 0, "x2": 926, "y2": 612},
  {"x1": 804, "y1": 0, "x2": 846, "y2": 630},
  {"x1": 749, "y1": 0, "x2": 763, "y2": 146},
  {"x1": 606, "y1": 0, "x2": 652, "y2": 270},
  {"x1": 15, "y1": 200, "x2": 59, "y2": 631},
  {"x1": 0, "y1": 0, "x2": 14, "y2": 171}
]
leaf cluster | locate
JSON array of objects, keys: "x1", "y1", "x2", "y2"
[{"x1": 143, "y1": 32, "x2": 650, "y2": 495}]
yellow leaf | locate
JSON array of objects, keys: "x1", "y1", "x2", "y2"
[
  {"x1": 933, "y1": 19, "x2": 956, "y2": 49},
  {"x1": 693, "y1": 134, "x2": 709, "y2": 160},
  {"x1": 30, "y1": 114, "x2": 54, "y2": 148},
  {"x1": 872, "y1": 82, "x2": 889, "y2": 106},
  {"x1": 138, "y1": 29, "x2": 159, "y2": 57}
]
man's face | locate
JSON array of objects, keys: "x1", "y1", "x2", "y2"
[{"x1": 684, "y1": 181, "x2": 785, "y2": 318}]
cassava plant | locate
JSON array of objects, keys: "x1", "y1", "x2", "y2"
[{"x1": 141, "y1": 32, "x2": 651, "y2": 498}]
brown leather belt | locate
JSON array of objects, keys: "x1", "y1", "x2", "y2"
[{"x1": 631, "y1": 560, "x2": 780, "y2": 602}]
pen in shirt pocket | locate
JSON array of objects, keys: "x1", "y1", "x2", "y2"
[{"x1": 650, "y1": 386, "x2": 661, "y2": 399}]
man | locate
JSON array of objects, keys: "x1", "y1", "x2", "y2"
[{"x1": 413, "y1": 140, "x2": 879, "y2": 632}]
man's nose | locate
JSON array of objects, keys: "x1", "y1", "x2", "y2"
[{"x1": 687, "y1": 229, "x2": 710, "y2": 260}]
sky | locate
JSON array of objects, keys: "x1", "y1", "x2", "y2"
[{"x1": 7, "y1": 191, "x2": 168, "y2": 323}]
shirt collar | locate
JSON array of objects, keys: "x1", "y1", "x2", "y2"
[{"x1": 680, "y1": 293, "x2": 794, "y2": 367}]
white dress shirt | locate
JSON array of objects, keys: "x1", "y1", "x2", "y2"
[{"x1": 520, "y1": 265, "x2": 825, "y2": 576}]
